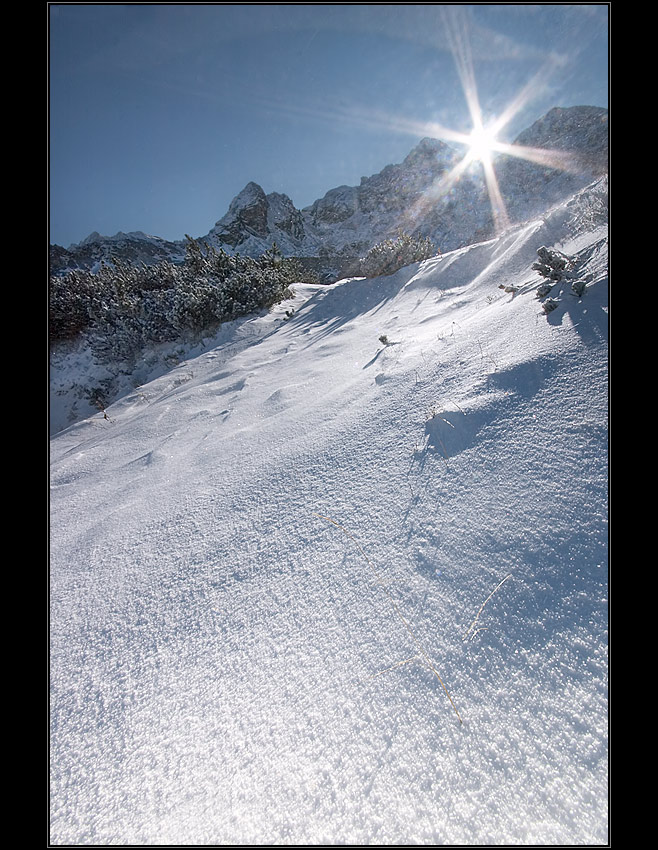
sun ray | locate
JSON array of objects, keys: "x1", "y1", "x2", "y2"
[
  {"x1": 480, "y1": 152, "x2": 510, "y2": 232},
  {"x1": 484, "y1": 52, "x2": 569, "y2": 142},
  {"x1": 491, "y1": 141, "x2": 582, "y2": 173},
  {"x1": 437, "y1": 6, "x2": 511, "y2": 231},
  {"x1": 440, "y1": 6, "x2": 485, "y2": 137}
]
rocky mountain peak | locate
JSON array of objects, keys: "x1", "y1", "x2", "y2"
[
  {"x1": 402, "y1": 136, "x2": 455, "y2": 167},
  {"x1": 212, "y1": 181, "x2": 270, "y2": 246},
  {"x1": 225, "y1": 181, "x2": 267, "y2": 213},
  {"x1": 78, "y1": 231, "x2": 103, "y2": 246}
]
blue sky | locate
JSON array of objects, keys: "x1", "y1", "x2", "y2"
[{"x1": 49, "y1": 4, "x2": 609, "y2": 248}]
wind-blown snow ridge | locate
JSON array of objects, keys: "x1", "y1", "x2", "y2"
[{"x1": 50, "y1": 178, "x2": 608, "y2": 845}]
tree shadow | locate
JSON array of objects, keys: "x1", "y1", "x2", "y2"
[
  {"x1": 288, "y1": 271, "x2": 410, "y2": 345},
  {"x1": 544, "y1": 275, "x2": 608, "y2": 346}
]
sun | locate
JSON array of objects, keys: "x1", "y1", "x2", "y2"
[{"x1": 466, "y1": 123, "x2": 499, "y2": 164}]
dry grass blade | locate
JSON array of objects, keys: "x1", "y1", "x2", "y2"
[
  {"x1": 463, "y1": 573, "x2": 512, "y2": 641},
  {"x1": 313, "y1": 512, "x2": 463, "y2": 725},
  {"x1": 368, "y1": 655, "x2": 421, "y2": 680}
]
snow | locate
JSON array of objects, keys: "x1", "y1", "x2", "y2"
[{"x1": 50, "y1": 181, "x2": 608, "y2": 845}]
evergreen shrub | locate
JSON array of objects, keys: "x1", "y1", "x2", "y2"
[
  {"x1": 358, "y1": 232, "x2": 437, "y2": 278},
  {"x1": 49, "y1": 239, "x2": 298, "y2": 362}
]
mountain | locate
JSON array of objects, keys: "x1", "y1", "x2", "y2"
[
  {"x1": 49, "y1": 230, "x2": 186, "y2": 276},
  {"x1": 493, "y1": 106, "x2": 608, "y2": 223},
  {"x1": 50, "y1": 171, "x2": 608, "y2": 844},
  {"x1": 199, "y1": 106, "x2": 608, "y2": 276},
  {"x1": 206, "y1": 181, "x2": 308, "y2": 256},
  {"x1": 50, "y1": 106, "x2": 608, "y2": 282}
]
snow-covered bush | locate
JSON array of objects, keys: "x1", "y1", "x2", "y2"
[
  {"x1": 571, "y1": 278, "x2": 587, "y2": 297},
  {"x1": 532, "y1": 245, "x2": 573, "y2": 281},
  {"x1": 536, "y1": 282, "x2": 554, "y2": 298},
  {"x1": 49, "y1": 268, "x2": 101, "y2": 342},
  {"x1": 542, "y1": 298, "x2": 559, "y2": 314},
  {"x1": 50, "y1": 238, "x2": 297, "y2": 363},
  {"x1": 358, "y1": 232, "x2": 437, "y2": 278}
]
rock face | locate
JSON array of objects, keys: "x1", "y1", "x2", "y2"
[
  {"x1": 268, "y1": 192, "x2": 306, "y2": 240},
  {"x1": 513, "y1": 106, "x2": 608, "y2": 170},
  {"x1": 306, "y1": 185, "x2": 359, "y2": 226},
  {"x1": 51, "y1": 105, "x2": 608, "y2": 282},
  {"x1": 494, "y1": 105, "x2": 609, "y2": 224},
  {"x1": 304, "y1": 138, "x2": 470, "y2": 255},
  {"x1": 212, "y1": 182, "x2": 270, "y2": 246},
  {"x1": 208, "y1": 184, "x2": 308, "y2": 256},
  {"x1": 358, "y1": 138, "x2": 457, "y2": 214}
]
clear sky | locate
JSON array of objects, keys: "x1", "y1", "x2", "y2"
[{"x1": 49, "y1": 3, "x2": 609, "y2": 248}]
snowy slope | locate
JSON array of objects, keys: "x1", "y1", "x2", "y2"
[{"x1": 50, "y1": 180, "x2": 608, "y2": 845}]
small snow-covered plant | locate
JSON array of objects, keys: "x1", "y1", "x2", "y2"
[
  {"x1": 532, "y1": 245, "x2": 573, "y2": 282},
  {"x1": 359, "y1": 232, "x2": 437, "y2": 278},
  {"x1": 462, "y1": 574, "x2": 512, "y2": 642},
  {"x1": 542, "y1": 298, "x2": 559, "y2": 314},
  {"x1": 260, "y1": 241, "x2": 283, "y2": 268}
]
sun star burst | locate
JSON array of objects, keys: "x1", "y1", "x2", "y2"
[{"x1": 466, "y1": 124, "x2": 498, "y2": 165}]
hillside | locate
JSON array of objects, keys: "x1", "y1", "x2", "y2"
[{"x1": 50, "y1": 176, "x2": 608, "y2": 845}]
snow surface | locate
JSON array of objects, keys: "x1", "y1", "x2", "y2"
[{"x1": 50, "y1": 182, "x2": 608, "y2": 845}]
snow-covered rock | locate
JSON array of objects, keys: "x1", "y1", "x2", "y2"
[{"x1": 205, "y1": 183, "x2": 315, "y2": 258}]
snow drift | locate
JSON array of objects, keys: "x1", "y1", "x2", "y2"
[{"x1": 50, "y1": 178, "x2": 608, "y2": 844}]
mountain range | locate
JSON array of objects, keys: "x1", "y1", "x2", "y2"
[{"x1": 50, "y1": 105, "x2": 608, "y2": 282}]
